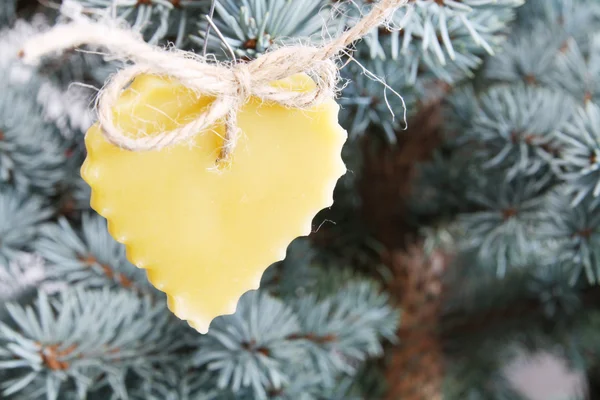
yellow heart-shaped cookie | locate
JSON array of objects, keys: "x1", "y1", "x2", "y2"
[{"x1": 81, "y1": 73, "x2": 347, "y2": 333}]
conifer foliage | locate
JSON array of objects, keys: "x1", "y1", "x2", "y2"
[{"x1": 1, "y1": 0, "x2": 599, "y2": 399}]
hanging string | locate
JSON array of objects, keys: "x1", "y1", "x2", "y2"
[{"x1": 19, "y1": 0, "x2": 409, "y2": 164}]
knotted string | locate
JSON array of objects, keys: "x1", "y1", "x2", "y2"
[{"x1": 19, "y1": 0, "x2": 409, "y2": 164}]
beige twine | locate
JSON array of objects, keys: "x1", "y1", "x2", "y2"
[{"x1": 19, "y1": 0, "x2": 409, "y2": 164}]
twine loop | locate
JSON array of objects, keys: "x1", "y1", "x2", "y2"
[{"x1": 19, "y1": 0, "x2": 408, "y2": 165}]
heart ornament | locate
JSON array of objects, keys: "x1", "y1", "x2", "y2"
[{"x1": 81, "y1": 73, "x2": 347, "y2": 333}]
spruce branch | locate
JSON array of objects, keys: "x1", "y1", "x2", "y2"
[
  {"x1": 70, "y1": 0, "x2": 208, "y2": 47},
  {"x1": 338, "y1": 0, "x2": 523, "y2": 144},
  {"x1": 484, "y1": 19, "x2": 565, "y2": 86},
  {"x1": 191, "y1": 0, "x2": 343, "y2": 59},
  {"x1": 356, "y1": 0, "x2": 521, "y2": 86},
  {"x1": 339, "y1": 58, "x2": 416, "y2": 142},
  {"x1": 487, "y1": 4, "x2": 600, "y2": 92},
  {"x1": 193, "y1": 291, "x2": 305, "y2": 399},
  {"x1": 129, "y1": 367, "x2": 227, "y2": 400},
  {"x1": 553, "y1": 103, "x2": 600, "y2": 206},
  {"x1": 549, "y1": 36, "x2": 600, "y2": 106},
  {"x1": 455, "y1": 176, "x2": 551, "y2": 278},
  {"x1": 0, "y1": 188, "x2": 52, "y2": 265},
  {"x1": 194, "y1": 278, "x2": 398, "y2": 399},
  {"x1": 0, "y1": 288, "x2": 192, "y2": 400},
  {"x1": 34, "y1": 214, "x2": 151, "y2": 293},
  {"x1": 464, "y1": 85, "x2": 571, "y2": 181},
  {"x1": 0, "y1": 81, "x2": 68, "y2": 194},
  {"x1": 540, "y1": 187, "x2": 600, "y2": 285},
  {"x1": 517, "y1": 0, "x2": 600, "y2": 53},
  {"x1": 360, "y1": 0, "x2": 522, "y2": 62},
  {"x1": 291, "y1": 280, "x2": 398, "y2": 381}
]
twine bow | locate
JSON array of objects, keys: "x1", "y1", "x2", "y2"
[{"x1": 20, "y1": 0, "x2": 408, "y2": 164}]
